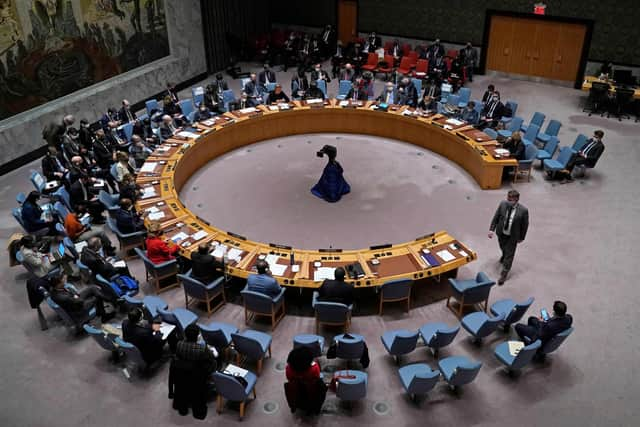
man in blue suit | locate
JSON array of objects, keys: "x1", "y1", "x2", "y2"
[{"x1": 247, "y1": 260, "x2": 282, "y2": 297}]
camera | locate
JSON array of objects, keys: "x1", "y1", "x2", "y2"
[{"x1": 316, "y1": 144, "x2": 337, "y2": 158}]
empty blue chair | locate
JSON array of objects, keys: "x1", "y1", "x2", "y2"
[
  {"x1": 521, "y1": 112, "x2": 545, "y2": 132},
  {"x1": 535, "y1": 136, "x2": 559, "y2": 166},
  {"x1": 293, "y1": 334, "x2": 325, "y2": 358},
  {"x1": 514, "y1": 144, "x2": 538, "y2": 183},
  {"x1": 121, "y1": 122, "x2": 134, "y2": 142},
  {"x1": 461, "y1": 311, "x2": 504, "y2": 343},
  {"x1": 571, "y1": 134, "x2": 589, "y2": 153},
  {"x1": 316, "y1": 79, "x2": 327, "y2": 97},
  {"x1": 212, "y1": 371, "x2": 257, "y2": 420},
  {"x1": 134, "y1": 247, "x2": 180, "y2": 293},
  {"x1": 335, "y1": 333, "x2": 366, "y2": 364},
  {"x1": 265, "y1": 82, "x2": 277, "y2": 93},
  {"x1": 192, "y1": 86, "x2": 205, "y2": 106},
  {"x1": 241, "y1": 285, "x2": 286, "y2": 330},
  {"x1": 179, "y1": 272, "x2": 225, "y2": 316},
  {"x1": 446, "y1": 271, "x2": 495, "y2": 318},
  {"x1": 490, "y1": 297, "x2": 534, "y2": 332},
  {"x1": 483, "y1": 127, "x2": 498, "y2": 140},
  {"x1": 158, "y1": 307, "x2": 198, "y2": 335},
  {"x1": 536, "y1": 119, "x2": 562, "y2": 145},
  {"x1": 178, "y1": 99, "x2": 194, "y2": 122},
  {"x1": 114, "y1": 336, "x2": 148, "y2": 378},
  {"x1": 497, "y1": 116, "x2": 524, "y2": 139},
  {"x1": 53, "y1": 186, "x2": 72, "y2": 212},
  {"x1": 381, "y1": 329, "x2": 419, "y2": 362},
  {"x1": 494, "y1": 339, "x2": 541, "y2": 374},
  {"x1": 312, "y1": 291, "x2": 352, "y2": 333},
  {"x1": 222, "y1": 89, "x2": 235, "y2": 112},
  {"x1": 456, "y1": 87, "x2": 471, "y2": 108},
  {"x1": 109, "y1": 219, "x2": 146, "y2": 258},
  {"x1": 145, "y1": 99, "x2": 160, "y2": 116},
  {"x1": 411, "y1": 78, "x2": 422, "y2": 95},
  {"x1": 379, "y1": 278, "x2": 412, "y2": 315},
  {"x1": 521, "y1": 123, "x2": 540, "y2": 146},
  {"x1": 199, "y1": 321, "x2": 239, "y2": 356},
  {"x1": 335, "y1": 370, "x2": 367, "y2": 404},
  {"x1": 123, "y1": 294, "x2": 168, "y2": 321},
  {"x1": 53, "y1": 201, "x2": 69, "y2": 222},
  {"x1": 529, "y1": 327, "x2": 574, "y2": 359},
  {"x1": 232, "y1": 329, "x2": 272, "y2": 375},
  {"x1": 500, "y1": 100, "x2": 518, "y2": 125},
  {"x1": 84, "y1": 324, "x2": 120, "y2": 362},
  {"x1": 16, "y1": 192, "x2": 26, "y2": 205},
  {"x1": 398, "y1": 363, "x2": 440, "y2": 401},
  {"x1": 438, "y1": 356, "x2": 482, "y2": 392},
  {"x1": 336, "y1": 80, "x2": 352, "y2": 100},
  {"x1": 446, "y1": 94, "x2": 460, "y2": 108},
  {"x1": 473, "y1": 100, "x2": 484, "y2": 115},
  {"x1": 419, "y1": 322, "x2": 460, "y2": 357},
  {"x1": 542, "y1": 146, "x2": 574, "y2": 178},
  {"x1": 30, "y1": 170, "x2": 47, "y2": 193},
  {"x1": 98, "y1": 190, "x2": 120, "y2": 217}
]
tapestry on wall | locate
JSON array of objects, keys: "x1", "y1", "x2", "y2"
[{"x1": 0, "y1": 0, "x2": 170, "y2": 121}]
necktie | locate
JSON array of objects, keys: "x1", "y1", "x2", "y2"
[
  {"x1": 385, "y1": 92, "x2": 390, "y2": 103},
  {"x1": 55, "y1": 157, "x2": 64, "y2": 172},
  {"x1": 503, "y1": 206, "x2": 513, "y2": 234},
  {"x1": 429, "y1": 86, "x2": 434, "y2": 97},
  {"x1": 354, "y1": 90, "x2": 358, "y2": 100},
  {"x1": 81, "y1": 182, "x2": 87, "y2": 200}
]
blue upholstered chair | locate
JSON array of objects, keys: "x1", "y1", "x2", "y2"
[
  {"x1": 241, "y1": 285, "x2": 286, "y2": 330},
  {"x1": 336, "y1": 80, "x2": 352, "y2": 100},
  {"x1": 311, "y1": 291, "x2": 352, "y2": 333},
  {"x1": 483, "y1": 127, "x2": 498, "y2": 140},
  {"x1": 212, "y1": 371, "x2": 257, "y2": 420},
  {"x1": 179, "y1": 272, "x2": 225, "y2": 316},
  {"x1": 456, "y1": 87, "x2": 471, "y2": 108},
  {"x1": 114, "y1": 336, "x2": 148, "y2": 379},
  {"x1": 381, "y1": 329, "x2": 419, "y2": 363},
  {"x1": 500, "y1": 100, "x2": 518, "y2": 125},
  {"x1": 335, "y1": 370, "x2": 368, "y2": 403},
  {"x1": 179, "y1": 100, "x2": 194, "y2": 122},
  {"x1": 123, "y1": 294, "x2": 168, "y2": 319},
  {"x1": 145, "y1": 99, "x2": 160, "y2": 116},
  {"x1": 542, "y1": 146, "x2": 574, "y2": 179},
  {"x1": 121, "y1": 122, "x2": 134, "y2": 142},
  {"x1": 438, "y1": 356, "x2": 482, "y2": 392},
  {"x1": 45, "y1": 294, "x2": 96, "y2": 334},
  {"x1": 265, "y1": 82, "x2": 277, "y2": 93},
  {"x1": 84, "y1": 324, "x2": 120, "y2": 362},
  {"x1": 527, "y1": 327, "x2": 574, "y2": 360},
  {"x1": 16, "y1": 191, "x2": 26, "y2": 205},
  {"x1": 192, "y1": 86, "x2": 205, "y2": 106},
  {"x1": 514, "y1": 144, "x2": 538, "y2": 183},
  {"x1": 293, "y1": 334, "x2": 325, "y2": 358},
  {"x1": 335, "y1": 333, "x2": 366, "y2": 365},
  {"x1": 379, "y1": 278, "x2": 412, "y2": 315},
  {"x1": 231, "y1": 329, "x2": 272, "y2": 375},
  {"x1": 490, "y1": 297, "x2": 534, "y2": 332},
  {"x1": 316, "y1": 79, "x2": 327, "y2": 98},
  {"x1": 157, "y1": 307, "x2": 198, "y2": 336},
  {"x1": 30, "y1": 170, "x2": 47, "y2": 193},
  {"x1": 222, "y1": 89, "x2": 235, "y2": 112},
  {"x1": 134, "y1": 247, "x2": 179, "y2": 293},
  {"x1": 494, "y1": 339, "x2": 541, "y2": 374},
  {"x1": 13, "y1": 208, "x2": 49, "y2": 236},
  {"x1": 521, "y1": 112, "x2": 545, "y2": 132},
  {"x1": 446, "y1": 271, "x2": 495, "y2": 318},
  {"x1": 521, "y1": 123, "x2": 540, "y2": 146},
  {"x1": 571, "y1": 134, "x2": 589, "y2": 153},
  {"x1": 52, "y1": 186, "x2": 72, "y2": 211},
  {"x1": 398, "y1": 363, "x2": 440, "y2": 401},
  {"x1": 98, "y1": 190, "x2": 120, "y2": 217},
  {"x1": 419, "y1": 322, "x2": 460, "y2": 357},
  {"x1": 535, "y1": 136, "x2": 559, "y2": 167},
  {"x1": 536, "y1": 119, "x2": 562, "y2": 146},
  {"x1": 53, "y1": 201, "x2": 69, "y2": 223},
  {"x1": 199, "y1": 321, "x2": 238, "y2": 357},
  {"x1": 461, "y1": 311, "x2": 504, "y2": 343},
  {"x1": 411, "y1": 78, "x2": 422, "y2": 95},
  {"x1": 108, "y1": 218, "x2": 146, "y2": 259},
  {"x1": 497, "y1": 116, "x2": 524, "y2": 139}
]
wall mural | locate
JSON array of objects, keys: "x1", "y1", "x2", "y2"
[{"x1": 0, "y1": 0, "x2": 170, "y2": 121}]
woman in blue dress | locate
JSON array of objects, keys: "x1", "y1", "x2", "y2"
[{"x1": 311, "y1": 145, "x2": 350, "y2": 202}]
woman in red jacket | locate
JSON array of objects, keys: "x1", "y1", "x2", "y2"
[
  {"x1": 145, "y1": 221, "x2": 180, "y2": 264},
  {"x1": 284, "y1": 346, "x2": 326, "y2": 414}
]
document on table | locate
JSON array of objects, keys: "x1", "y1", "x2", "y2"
[
  {"x1": 202, "y1": 119, "x2": 216, "y2": 127},
  {"x1": 436, "y1": 250, "x2": 456, "y2": 262},
  {"x1": 156, "y1": 146, "x2": 171, "y2": 152},
  {"x1": 306, "y1": 98, "x2": 323, "y2": 104},
  {"x1": 227, "y1": 248, "x2": 243, "y2": 262},
  {"x1": 269, "y1": 263, "x2": 288, "y2": 277},
  {"x1": 265, "y1": 254, "x2": 280, "y2": 265},
  {"x1": 508, "y1": 341, "x2": 525, "y2": 356},
  {"x1": 239, "y1": 107, "x2": 257, "y2": 114},
  {"x1": 339, "y1": 100, "x2": 349, "y2": 107},
  {"x1": 147, "y1": 211, "x2": 165, "y2": 221},
  {"x1": 268, "y1": 105, "x2": 279, "y2": 111},
  {"x1": 314, "y1": 267, "x2": 336, "y2": 282},
  {"x1": 495, "y1": 148, "x2": 510, "y2": 155},
  {"x1": 445, "y1": 118, "x2": 464, "y2": 126},
  {"x1": 278, "y1": 103, "x2": 290, "y2": 110},
  {"x1": 211, "y1": 244, "x2": 227, "y2": 258},
  {"x1": 145, "y1": 206, "x2": 159, "y2": 213},
  {"x1": 224, "y1": 364, "x2": 249, "y2": 378},
  {"x1": 140, "y1": 162, "x2": 157, "y2": 173},
  {"x1": 74, "y1": 241, "x2": 88, "y2": 252},
  {"x1": 192, "y1": 230, "x2": 208, "y2": 241},
  {"x1": 177, "y1": 131, "x2": 201, "y2": 139},
  {"x1": 171, "y1": 232, "x2": 189, "y2": 242},
  {"x1": 141, "y1": 187, "x2": 157, "y2": 199},
  {"x1": 159, "y1": 322, "x2": 176, "y2": 340}
]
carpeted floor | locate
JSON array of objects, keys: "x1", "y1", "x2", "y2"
[{"x1": 0, "y1": 62, "x2": 639, "y2": 427}]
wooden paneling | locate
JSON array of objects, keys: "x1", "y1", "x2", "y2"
[
  {"x1": 338, "y1": 0, "x2": 358, "y2": 43},
  {"x1": 486, "y1": 15, "x2": 587, "y2": 82}
]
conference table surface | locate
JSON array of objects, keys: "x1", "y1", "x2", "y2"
[
  {"x1": 135, "y1": 99, "x2": 518, "y2": 288},
  {"x1": 581, "y1": 75, "x2": 640, "y2": 99}
]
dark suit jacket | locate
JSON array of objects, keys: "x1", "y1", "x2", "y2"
[
  {"x1": 92, "y1": 138, "x2": 114, "y2": 168},
  {"x1": 346, "y1": 88, "x2": 368, "y2": 101},
  {"x1": 403, "y1": 83, "x2": 419, "y2": 107},
  {"x1": 318, "y1": 279, "x2": 354, "y2": 306},
  {"x1": 504, "y1": 138, "x2": 525, "y2": 160},
  {"x1": 538, "y1": 315, "x2": 573, "y2": 345},
  {"x1": 267, "y1": 91, "x2": 290, "y2": 104},
  {"x1": 50, "y1": 288, "x2": 86, "y2": 321},
  {"x1": 81, "y1": 247, "x2": 118, "y2": 279},
  {"x1": 422, "y1": 84, "x2": 442, "y2": 100},
  {"x1": 482, "y1": 101, "x2": 504, "y2": 120},
  {"x1": 581, "y1": 139, "x2": 605, "y2": 167},
  {"x1": 190, "y1": 252, "x2": 223, "y2": 284},
  {"x1": 115, "y1": 208, "x2": 145, "y2": 234},
  {"x1": 41, "y1": 154, "x2": 66, "y2": 181},
  {"x1": 118, "y1": 107, "x2": 137, "y2": 123},
  {"x1": 69, "y1": 180, "x2": 90, "y2": 207},
  {"x1": 490, "y1": 200, "x2": 529, "y2": 241},
  {"x1": 122, "y1": 319, "x2": 164, "y2": 364},
  {"x1": 159, "y1": 124, "x2": 176, "y2": 141},
  {"x1": 311, "y1": 69, "x2": 331, "y2": 82},
  {"x1": 291, "y1": 76, "x2": 309, "y2": 98},
  {"x1": 258, "y1": 70, "x2": 277, "y2": 85}
]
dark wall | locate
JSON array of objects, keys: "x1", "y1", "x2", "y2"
[
  {"x1": 269, "y1": 0, "x2": 336, "y2": 27},
  {"x1": 201, "y1": 0, "x2": 270, "y2": 73},
  {"x1": 358, "y1": 0, "x2": 639, "y2": 65}
]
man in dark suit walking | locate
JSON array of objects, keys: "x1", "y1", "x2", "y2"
[
  {"x1": 489, "y1": 190, "x2": 529, "y2": 285},
  {"x1": 317, "y1": 267, "x2": 354, "y2": 306}
]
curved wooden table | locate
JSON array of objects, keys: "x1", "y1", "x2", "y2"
[{"x1": 135, "y1": 100, "x2": 506, "y2": 289}]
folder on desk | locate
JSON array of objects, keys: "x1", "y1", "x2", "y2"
[{"x1": 421, "y1": 252, "x2": 440, "y2": 267}]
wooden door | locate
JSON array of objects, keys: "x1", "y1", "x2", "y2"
[
  {"x1": 551, "y1": 24, "x2": 587, "y2": 81},
  {"x1": 338, "y1": 0, "x2": 358, "y2": 44},
  {"x1": 531, "y1": 21, "x2": 561, "y2": 79},
  {"x1": 508, "y1": 19, "x2": 538, "y2": 76},
  {"x1": 486, "y1": 16, "x2": 514, "y2": 72}
]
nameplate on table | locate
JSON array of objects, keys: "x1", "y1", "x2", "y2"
[{"x1": 224, "y1": 364, "x2": 249, "y2": 378}]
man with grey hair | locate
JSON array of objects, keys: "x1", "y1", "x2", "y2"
[
  {"x1": 488, "y1": 190, "x2": 529, "y2": 285},
  {"x1": 159, "y1": 114, "x2": 178, "y2": 141}
]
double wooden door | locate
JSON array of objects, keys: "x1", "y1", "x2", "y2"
[{"x1": 486, "y1": 15, "x2": 587, "y2": 82}]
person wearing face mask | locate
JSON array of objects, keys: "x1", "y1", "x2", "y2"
[
  {"x1": 230, "y1": 91, "x2": 250, "y2": 111},
  {"x1": 364, "y1": 31, "x2": 381, "y2": 53},
  {"x1": 243, "y1": 73, "x2": 265, "y2": 106},
  {"x1": 488, "y1": 190, "x2": 529, "y2": 285},
  {"x1": 192, "y1": 103, "x2": 214, "y2": 122},
  {"x1": 258, "y1": 63, "x2": 277, "y2": 86},
  {"x1": 460, "y1": 42, "x2": 477, "y2": 82},
  {"x1": 377, "y1": 81, "x2": 397, "y2": 104},
  {"x1": 291, "y1": 70, "x2": 309, "y2": 99},
  {"x1": 311, "y1": 63, "x2": 331, "y2": 83},
  {"x1": 347, "y1": 81, "x2": 368, "y2": 101},
  {"x1": 477, "y1": 92, "x2": 504, "y2": 130}
]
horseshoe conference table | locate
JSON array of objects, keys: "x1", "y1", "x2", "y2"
[{"x1": 135, "y1": 99, "x2": 513, "y2": 289}]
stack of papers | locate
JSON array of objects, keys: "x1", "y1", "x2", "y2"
[
  {"x1": 202, "y1": 119, "x2": 216, "y2": 127},
  {"x1": 145, "y1": 206, "x2": 159, "y2": 213},
  {"x1": 436, "y1": 250, "x2": 456, "y2": 262},
  {"x1": 269, "y1": 264, "x2": 288, "y2": 277},
  {"x1": 171, "y1": 232, "x2": 189, "y2": 242},
  {"x1": 177, "y1": 131, "x2": 201, "y2": 139},
  {"x1": 227, "y1": 248, "x2": 243, "y2": 262},
  {"x1": 314, "y1": 267, "x2": 336, "y2": 282},
  {"x1": 111, "y1": 260, "x2": 127, "y2": 268},
  {"x1": 75, "y1": 241, "x2": 88, "y2": 252},
  {"x1": 268, "y1": 105, "x2": 279, "y2": 111},
  {"x1": 278, "y1": 103, "x2": 290, "y2": 110},
  {"x1": 495, "y1": 148, "x2": 510, "y2": 155},
  {"x1": 159, "y1": 322, "x2": 176, "y2": 340},
  {"x1": 140, "y1": 162, "x2": 157, "y2": 173},
  {"x1": 508, "y1": 341, "x2": 525, "y2": 356},
  {"x1": 147, "y1": 211, "x2": 165, "y2": 221},
  {"x1": 239, "y1": 107, "x2": 257, "y2": 114},
  {"x1": 445, "y1": 118, "x2": 464, "y2": 126},
  {"x1": 211, "y1": 244, "x2": 227, "y2": 258},
  {"x1": 192, "y1": 230, "x2": 208, "y2": 241},
  {"x1": 141, "y1": 187, "x2": 157, "y2": 199}
]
